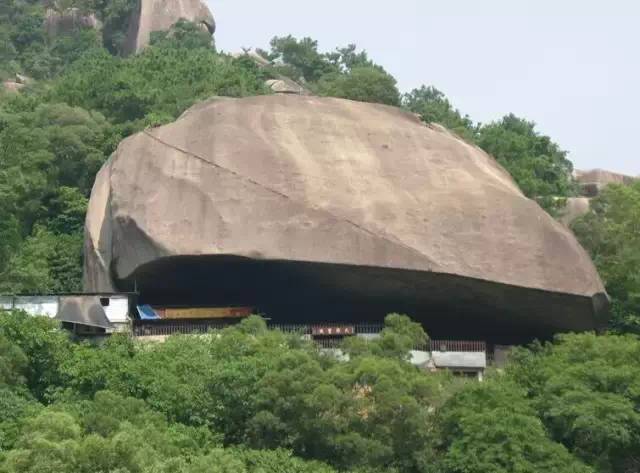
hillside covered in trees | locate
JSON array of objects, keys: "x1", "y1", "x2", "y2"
[
  {"x1": 1, "y1": 1, "x2": 640, "y2": 472},
  {"x1": 2, "y1": 312, "x2": 640, "y2": 473}
]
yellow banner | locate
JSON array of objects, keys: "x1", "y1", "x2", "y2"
[{"x1": 161, "y1": 307, "x2": 253, "y2": 319}]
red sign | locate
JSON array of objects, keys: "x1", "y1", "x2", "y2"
[{"x1": 311, "y1": 325, "x2": 355, "y2": 336}]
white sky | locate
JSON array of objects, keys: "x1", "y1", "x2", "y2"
[{"x1": 208, "y1": 0, "x2": 639, "y2": 175}]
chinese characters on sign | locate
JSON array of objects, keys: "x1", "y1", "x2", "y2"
[{"x1": 311, "y1": 325, "x2": 355, "y2": 336}]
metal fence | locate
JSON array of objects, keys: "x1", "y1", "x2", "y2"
[
  {"x1": 133, "y1": 321, "x2": 485, "y2": 353},
  {"x1": 429, "y1": 340, "x2": 486, "y2": 353}
]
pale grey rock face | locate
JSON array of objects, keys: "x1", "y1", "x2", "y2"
[
  {"x1": 123, "y1": 0, "x2": 215, "y2": 55},
  {"x1": 561, "y1": 169, "x2": 638, "y2": 224},
  {"x1": 575, "y1": 169, "x2": 637, "y2": 197},
  {"x1": 44, "y1": 7, "x2": 101, "y2": 38},
  {"x1": 559, "y1": 197, "x2": 592, "y2": 226},
  {"x1": 2, "y1": 81, "x2": 25, "y2": 93},
  {"x1": 265, "y1": 78, "x2": 310, "y2": 95},
  {"x1": 85, "y1": 95, "x2": 608, "y2": 340}
]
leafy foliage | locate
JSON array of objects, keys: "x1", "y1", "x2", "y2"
[
  {"x1": 267, "y1": 36, "x2": 337, "y2": 82},
  {"x1": 572, "y1": 182, "x2": 640, "y2": 333},
  {"x1": 435, "y1": 382, "x2": 592, "y2": 473},
  {"x1": 0, "y1": 311, "x2": 71, "y2": 400},
  {"x1": 53, "y1": 316, "x2": 446, "y2": 472},
  {"x1": 0, "y1": 0, "x2": 102, "y2": 80},
  {"x1": 316, "y1": 66, "x2": 400, "y2": 106},
  {"x1": 475, "y1": 114, "x2": 576, "y2": 212},
  {"x1": 0, "y1": 15, "x2": 267, "y2": 293},
  {"x1": 2, "y1": 313, "x2": 639, "y2": 472},
  {"x1": 0, "y1": 98, "x2": 110, "y2": 292},
  {"x1": 403, "y1": 86, "x2": 475, "y2": 141},
  {"x1": 506, "y1": 333, "x2": 640, "y2": 473},
  {"x1": 264, "y1": 36, "x2": 400, "y2": 106}
]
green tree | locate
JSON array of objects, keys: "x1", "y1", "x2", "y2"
[
  {"x1": 435, "y1": 382, "x2": 591, "y2": 473},
  {"x1": 506, "y1": 333, "x2": 640, "y2": 472},
  {"x1": 403, "y1": 86, "x2": 475, "y2": 140},
  {"x1": 51, "y1": 45, "x2": 268, "y2": 127},
  {"x1": 1, "y1": 389, "x2": 333, "y2": 473},
  {"x1": 316, "y1": 66, "x2": 400, "y2": 106},
  {"x1": 325, "y1": 44, "x2": 374, "y2": 71},
  {"x1": 342, "y1": 313, "x2": 428, "y2": 360},
  {"x1": 0, "y1": 335, "x2": 28, "y2": 387},
  {"x1": 42, "y1": 187, "x2": 88, "y2": 236},
  {"x1": 0, "y1": 387, "x2": 42, "y2": 453},
  {"x1": 475, "y1": 114, "x2": 575, "y2": 212},
  {"x1": 268, "y1": 36, "x2": 337, "y2": 82},
  {"x1": 0, "y1": 311, "x2": 71, "y2": 400},
  {"x1": 0, "y1": 227, "x2": 83, "y2": 294},
  {"x1": 572, "y1": 182, "x2": 640, "y2": 333}
]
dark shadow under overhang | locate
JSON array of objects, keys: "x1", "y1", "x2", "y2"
[{"x1": 116, "y1": 255, "x2": 608, "y2": 344}]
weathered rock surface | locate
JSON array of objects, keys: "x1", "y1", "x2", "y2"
[
  {"x1": 265, "y1": 78, "x2": 310, "y2": 95},
  {"x1": 2, "y1": 74, "x2": 32, "y2": 93},
  {"x1": 44, "y1": 7, "x2": 101, "y2": 38},
  {"x1": 85, "y1": 95, "x2": 608, "y2": 340},
  {"x1": 575, "y1": 168, "x2": 637, "y2": 197},
  {"x1": 558, "y1": 169, "x2": 638, "y2": 226},
  {"x1": 234, "y1": 50, "x2": 311, "y2": 96},
  {"x1": 232, "y1": 50, "x2": 271, "y2": 67},
  {"x1": 124, "y1": 0, "x2": 215, "y2": 55},
  {"x1": 2, "y1": 81, "x2": 25, "y2": 93},
  {"x1": 559, "y1": 197, "x2": 591, "y2": 226}
]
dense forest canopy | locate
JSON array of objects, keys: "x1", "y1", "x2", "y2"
[{"x1": 1, "y1": 312, "x2": 640, "y2": 473}]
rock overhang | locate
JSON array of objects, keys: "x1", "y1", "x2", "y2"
[{"x1": 84, "y1": 95, "x2": 609, "y2": 340}]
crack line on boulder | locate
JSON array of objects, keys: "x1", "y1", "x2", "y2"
[{"x1": 142, "y1": 129, "x2": 437, "y2": 268}]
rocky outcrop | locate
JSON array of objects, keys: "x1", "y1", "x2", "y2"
[
  {"x1": 44, "y1": 7, "x2": 101, "y2": 38},
  {"x1": 234, "y1": 50, "x2": 311, "y2": 96},
  {"x1": 575, "y1": 169, "x2": 636, "y2": 197},
  {"x1": 2, "y1": 74, "x2": 32, "y2": 93},
  {"x1": 559, "y1": 169, "x2": 637, "y2": 226},
  {"x1": 232, "y1": 50, "x2": 271, "y2": 67},
  {"x1": 265, "y1": 78, "x2": 310, "y2": 95},
  {"x1": 85, "y1": 95, "x2": 608, "y2": 340},
  {"x1": 559, "y1": 197, "x2": 591, "y2": 226},
  {"x1": 123, "y1": 0, "x2": 215, "y2": 55},
  {"x1": 2, "y1": 81, "x2": 24, "y2": 93}
]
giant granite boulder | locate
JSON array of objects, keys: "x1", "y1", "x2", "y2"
[
  {"x1": 123, "y1": 0, "x2": 215, "y2": 55},
  {"x1": 85, "y1": 95, "x2": 608, "y2": 340}
]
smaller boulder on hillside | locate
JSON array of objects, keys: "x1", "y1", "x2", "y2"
[
  {"x1": 265, "y1": 78, "x2": 311, "y2": 95},
  {"x1": 2, "y1": 74, "x2": 33, "y2": 93},
  {"x1": 44, "y1": 7, "x2": 101, "y2": 38},
  {"x1": 575, "y1": 168, "x2": 637, "y2": 197}
]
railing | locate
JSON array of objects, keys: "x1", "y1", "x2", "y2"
[
  {"x1": 133, "y1": 320, "x2": 237, "y2": 336},
  {"x1": 133, "y1": 321, "x2": 485, "y2": 353},
  {"x1": 133, "y1": 321, "x2": 386, "y2": 337},
  {"x1": 429, "y1": 340, "x2": 486, "y2": 353}
]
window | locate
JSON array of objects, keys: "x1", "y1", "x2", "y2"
[{"x1": 100, "y1": 297, "x2": 110, "y2": 307}]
